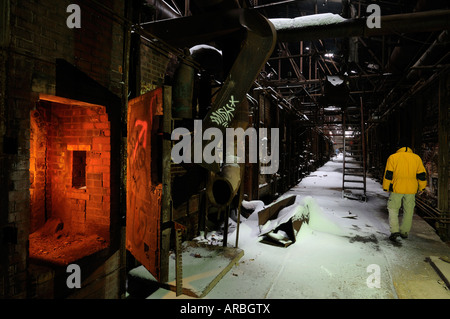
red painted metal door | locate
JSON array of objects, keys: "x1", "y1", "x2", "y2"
[{"x1": 126, "y1": 88, "x2": 164, "y2": 281}]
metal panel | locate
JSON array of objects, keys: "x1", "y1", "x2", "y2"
[{"x1": 126, "y1": 88, "x2": 163, "y2": 281}]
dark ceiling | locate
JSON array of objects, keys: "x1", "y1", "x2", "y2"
[{"x1": 141, "y1": 0, "x2": 450, "y2": 139}]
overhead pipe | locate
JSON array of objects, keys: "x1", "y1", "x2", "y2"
[
  {"x1": 407, "y1": 30, "x2": 450, "y2": 81},
  {"x1": 385, "y1": 0, "x2": 450, "y2": 73},
  {"x1": 273, "y1": 9, "x2": 450, "y2": 43}
]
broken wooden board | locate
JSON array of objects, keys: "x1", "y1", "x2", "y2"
[
  {"x1": 426, "y1": 256, "x2": 450, "y2": 290},
  {"x1": 128, "y1": 241, "x2": 243, "y2": 298},
  {"x1": 257, "y1": 195, "x2": 297, "y2": 227},
  {"x1": 258, "y1": 195, "x2": 309, "y2": 247}
]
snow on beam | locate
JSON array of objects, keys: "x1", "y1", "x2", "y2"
[{"x1": 272, "y1": 10, "x2": 450, "y2": 42}]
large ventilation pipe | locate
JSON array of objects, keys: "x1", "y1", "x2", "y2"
[
  {"x1": 142, "y1": 9, "x2": 277, "y2": 178},
  {"x1": 272, "y1": 10, "x2": 450, "y2": 43},
  {"x1": 207, "y1": 161, "x2": 241, "y2": 206},
  {"x1": 206, "y1": 96, "x2": 250, "y2": 207}
]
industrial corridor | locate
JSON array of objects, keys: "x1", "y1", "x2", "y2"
[
  {"x1": 1, "y1": 0, "x2": 450, "y2": 303},
  {"x1": 128, "y1": 154, "x2": 450, "y2": 299}
]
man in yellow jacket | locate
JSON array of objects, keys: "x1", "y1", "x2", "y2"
[{"x1": 382, "y1": 145, "x2": 427, "y2": 242}]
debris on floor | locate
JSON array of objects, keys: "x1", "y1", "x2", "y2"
[{"x1": 29, "y1": 218, "x2": 108, "y2": 266}]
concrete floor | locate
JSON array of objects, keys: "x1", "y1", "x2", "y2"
[{"x1": 136, "y1": 155, "x2": 450, "y2": 299}]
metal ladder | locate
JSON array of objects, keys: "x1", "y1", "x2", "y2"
[{"x1": 342, "y1": 97, "x2": 367, "y2": 201}]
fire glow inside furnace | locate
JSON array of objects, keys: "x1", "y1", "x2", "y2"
[{"x1": 28, "y1": 95, "x2": 111, "y2": 266}]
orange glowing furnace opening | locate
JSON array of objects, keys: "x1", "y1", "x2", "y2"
[{"x1": 29, "y1": 94, "x2": 111, "y2": 266}]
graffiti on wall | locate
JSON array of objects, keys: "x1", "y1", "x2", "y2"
[
  {"x1": 126, "y1": 88, "x2": 163, "y2": 281},
  {"x1": 209, "y1": 95, "x2": 239, "y2": 127}
]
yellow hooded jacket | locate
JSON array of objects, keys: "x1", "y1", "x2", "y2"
[{"x1": 382, "y1": 147, "x2": 427, "y2": 194}]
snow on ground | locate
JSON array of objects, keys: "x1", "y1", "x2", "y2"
[
  {"x1": 147, "y1": 154, "x2": 450, "y2": 299},
  {"x1": 202, "y1": 155, "x2": 394, "y2": 299}
]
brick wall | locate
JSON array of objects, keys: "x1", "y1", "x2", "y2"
[
  {"x1": 140, "y1": 41, "x2": 171, "y2": 94},
  {"x1": 30, "y1": 100, "x2": 111, "y2": 239},
  {"x1": 1, "y1": 0, "x2": 126, "y2": 298}
]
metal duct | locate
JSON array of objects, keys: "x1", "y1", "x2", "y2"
[
  {"x1": 273, "y1": 9, "x2": 450, "y2": 43},
  {"x1": 207, "y1": 162, "x2": 241, "y2": 206},
  {"x1": 143, "y1": 9, "x2": 277, "y2": 173}
]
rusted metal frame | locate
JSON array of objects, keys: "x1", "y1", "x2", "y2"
[
  {"x1": 252, "y1": 0, "x2": 301, "y2": 10},
  {"x1": 360, "y1": 96, "x2": 366, "y2": 195},
  {"x1": 352, "y1": 61, "x2": 378, "y2": 92},
  {"x1": 279, "y1": 42, "x2": 307, "y2": 81},
  {"x1": 324, "y1": 56, "x2": 340, "y2": 74},
  {"x1": 314, "y1": 48, "x2": 332, "y2": 76},
  {"x1": 407, "y1": 30, "x2": 450, "y2": 81},
  {"x1": 367, "y1": 65, "x2": 450, "y2": 131},
  {"x1": 263, "y1": 73, "x2": 391, "y2": 89},
  {"x1": 317, "y1": 39, "x2": 339, "y2": 74},
  {"x1": 235, "y1": 181, "x2": 244, "y2": 248},
  {"x1": 268, "y1": 52, "x2": 313, "y2": 60},
  {"x1": 438, "y1": 72, "x2": 450, "y2": 236},
  {"x1": 174, "y1": 222, "x2": 185, "y2": 296},
  {"x1": 175, "y1": 227, "x2": 183, "y2": 295},
  {"x1": 411, "y1": 63, "x2": 450, "y2": 70},
  {"x1": 160, "y1": 86, "x2": 173, "y2": 282},
  {"x1": 308, "y1": 47, "x2": 312, "y2": 80},
  {"x1": 270, "y1": 9, "x2": 450, "y2": 116},
  {"x1": 416, "y1": 198, "x2": 450, "y2": 224},
  {"x1": 300, "y1": 40, "x2": 304, "y2": 75},
  {"x1": 278, "y1": 52, "x2": 282, "y2": 81},
  {"x1": 357, "y1": 37, "x2": 383, "y2": 68}
]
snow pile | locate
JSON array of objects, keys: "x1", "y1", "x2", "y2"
[
  {"x1": 270, "y1": 13, "x2": 346, "y2": 31},
  {"x1": 193, "y1": 230, "x2": 224, "y2": 246},
  {"x1": 258, "y1": 200, "x2": 303, "y2": 235},
  {"x1": 236, "y1": 195, "x2": 345, "y2": 246},
  {"x1": 193, "y1": 187, "x2": 349, "y2": 248},
  {"x1": 299, "y1": 196, "x2": 346, "y2": 236},
  {"x1": 241, "y1": 199, "x2": 264, "y2": 212},
  {"x1": 257, "y1": 195, "x2": 344, "y2": 237}
]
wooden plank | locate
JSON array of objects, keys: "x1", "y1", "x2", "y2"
[{"x1": 257, "y1": 195, "x2": 297, "y2": 227}]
